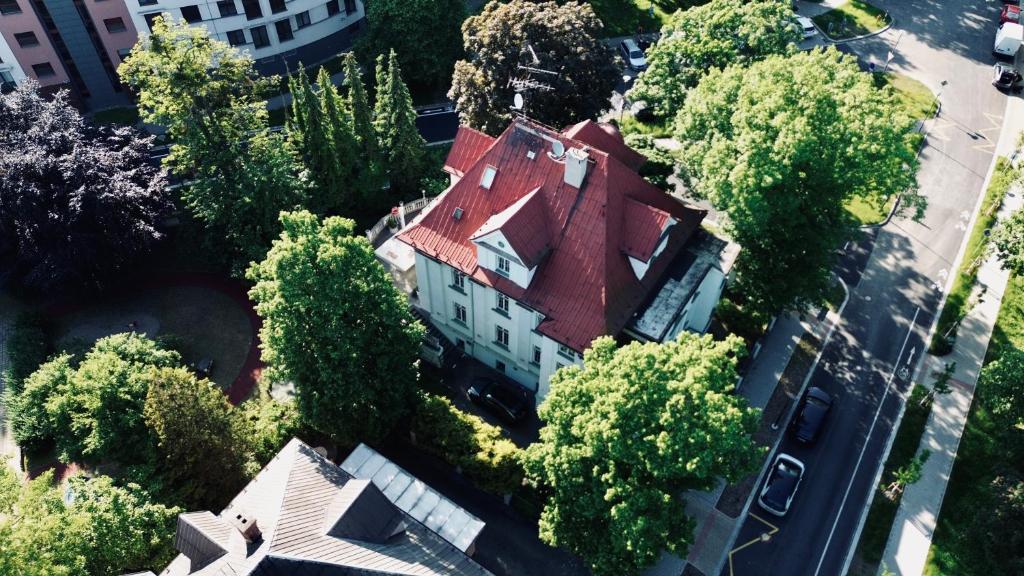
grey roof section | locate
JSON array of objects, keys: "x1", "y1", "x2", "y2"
[
  {"x1": 158, "y1": 438, "x2": 493, "y2": 576},
  {"x1": 175, "y1": 512, "x2": 232, "y2": 570},
  {"x1": 627, "y1": 231, "x2": 738, "y2": 342},
  {"x1": 341, "y1": 444, "x2": 486, "y2": 553}
]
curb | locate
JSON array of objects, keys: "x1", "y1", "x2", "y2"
[
  {"x1": 818, "y1": 15, "x2": 894, "y2": 44},
  {"x1": 712, "y1": 277, "x2": 851, "y2": 576}
]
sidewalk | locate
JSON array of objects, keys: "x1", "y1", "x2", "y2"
[
  {"x1": 878, "y1": 97, "x2": 1024, "y2": 576},
  {"x1": 0, "y1": 292, "x2": 24, "y2": 473}
]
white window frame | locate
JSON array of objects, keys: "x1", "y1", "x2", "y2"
[
  {"x1": 532, "y1": 345, "x2": 542, "y2": 365},
  {"x1": 451, "y1": 269, "x2": 465, "y2": 291},
  {"x1": 497, "y1": 256, "x2": 511, "y2": 277},
  {"x1": 496, "y1": 293, "x2": 509, "y2": 314},
  {"x1": 495, "y1": 325, "x2": 509, "y2": 348},
  {"x1": 557, "y1": 343, "x2": 575, "y2": 360},
  {"x1": 453, "y1": 303, "x2": 467, "y2": 324}
]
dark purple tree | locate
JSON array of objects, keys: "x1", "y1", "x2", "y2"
[{"x1": 0, "y1": 81, "x2": 170, "y2": 292}]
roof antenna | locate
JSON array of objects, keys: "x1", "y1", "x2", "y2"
[{"x1": 508, "y1": 42, "x2": 557, "y2": 123}]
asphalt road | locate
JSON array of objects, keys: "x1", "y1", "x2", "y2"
[{"x1": 724, "y1": 0, "x2": 1009, "y2": 574}]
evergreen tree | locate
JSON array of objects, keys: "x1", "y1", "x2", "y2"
[
  {"x1": 288, "y1": 67, "x2": 341, "y2": 213},
  {"x1": 343, "y1": 52, "x2": 381, "y2": 197},
  {"x1": 374, "y1": 49, "x2": 427, "y2": 198},
  {"x1": 318, "y1": 67, "x2": 357, "y2": 211}
]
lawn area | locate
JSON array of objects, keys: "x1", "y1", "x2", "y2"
[
  {"x1": 617, "y1": 112, "x2": 672, "y2": 138},
  {"x1": 587, "y1": 0, "x2": 672, "y2": 37},
  {"x1": 850, "y1": 385, "x2": 933, "y2": 575},
  {"x1": 930, "y1": 158, "x2": 1018, "y2": 354},
  {"x1": 812, "y1": 0, "x2": 890, "y2": 41},
  {"x1": 925, "y1": 272, "x2": 1024, "y2": 575},
  {"x1": 845, "y1": 194, "x2": 896, "y2": 226},
  {"x1": 90, "y1": 106, "x2": 141, "y2": 127},
  {"x1": 875, "y1": 72, "x2": 938, "y2": 124}
]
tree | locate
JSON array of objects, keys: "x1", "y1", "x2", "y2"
[
  {"x1": 363, "y1": 0, "x2": 465, "y2": 88},
  {"x1": 0, "y1": 82, "x2": 170, "y2": 293},
  {"x1": 375, "y1": 49, "x2": 428, "y2": 197},
  {"x1": 628, "y1": 0, "x2": 799, "y2": 119},
  {"x1": 119, "y1": 17, "x2": 308, "y2": 275},
  {"x1": 675, "y1": 49, "x2": 919, "y2": 315},
  {"x1": 342, "y1": 52, "x2": 382, "y2": 197},
  {"x1": 247, "y1": 210, "x2": 424, "y2": 446},
  {"x1": 961, "y1": 472, "x2": 1024, "y2": 575},
  {"x1": 449, "y1": 0, "x2": 618, "y2": 135},
  {"x1": 0, "y1": 471, "x2": 179, "y2": 576},
  {"x1": 144, "y1": 367, "x2": 254, "y2": 510},
  {"x1": 238, "y1": 392, "x2": 301, "y2": 466},
  {"x1": 523, "y1": 334, "x2": 762, "y2": 576},
  {"x1": 992, "y1": 208, "x2": 1024, "y2": 275},
  {"x1": 979, "y1": 348, "x2": 1024, "y2": 432},
  {"x1": 7, "y1": 353, "x2": 73, "y2": 452},
  {"x1": 2, "y1": 313, "x2": 48, "y2": 395}
]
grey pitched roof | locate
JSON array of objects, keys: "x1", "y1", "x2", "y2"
[{"x1": 158, "y1": 439, "x2": 493, "y2": 576}]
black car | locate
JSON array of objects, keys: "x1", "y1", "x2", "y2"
[
  {"x1": 467, "y1": 377, "x2": 531, "y2": 424},
  {"x1": 791, "y1": 387, "x2": 833, "y2": 443},
  {"x1": 758, "y1": 454, "x2": 805, "y2": 517},
  {"x1": 993, "y1": 63, "x2": 1023, "y2": 92}
]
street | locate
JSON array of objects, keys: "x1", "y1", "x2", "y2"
[{"x1": 723, "y1": 0, "x2": 1009, "y2": 573}]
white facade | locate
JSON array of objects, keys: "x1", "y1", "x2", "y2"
[
  {"x1": 0, "y1": 32, "x2": 27, "y2": 89},
  {"x1": 414, "y1": 252, "x2": 582, "y2": 400},
  {"x1": 126, "y1": 0, "x2": 364, "y2": 63}
]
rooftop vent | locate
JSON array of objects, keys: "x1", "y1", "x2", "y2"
[
  {"x1": 564, "y1": 147, "x2": 589, "y2": 188},
  {"x1": 527, "y1": 150, "x2": 536, "y2": 160},
  {"x1": 453, "y1": 207, "x2": 464, "y2": 220}
]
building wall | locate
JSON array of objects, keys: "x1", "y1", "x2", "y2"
[
  {"x1": 0, "y1": 0, "x2": 69, "y2": 86},
  {"x1": 83, "y1": 0, "x2": 138, "y2": 69},
  {"x1": 127, "y1": 0, "x2": 364, "y2": 68},
  {"x1": 0, "y1": 28, "x2": 28, "y2": 85},
  {"x1": 664, "y1": 267, "x2": 727, "y2": 342},
  {"x1": 414, "y1": 252, "x2": 582, "y2": 401}
]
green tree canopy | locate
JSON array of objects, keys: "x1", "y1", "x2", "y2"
[
  {"x1": 144, "y1": 367, "x2": 255, "y2": 510},
  {"x1": 0, "y1": 471, "x2": 179, "y2": 576},
  {"x1": 119, "y1": 16, "x2": 308, "y2": 274},
  {"x1": 342, "y1": 52, "x2": 383, "y2": 197},
  {"x1": 247, "y1": 211, "x2": 424, "y2": 446},
  {"x1": 675, "y1": 48, "x2": 919, "y2": 315},
  {"x1": 523, "y1": 334, "x2": 761, "y2": 576},
  {"x1": 992, "y1": 207, "x2": 1024, "y2": 275},
  {"x1": 628, "y1": 0, "x2": 799, "y2": 119},
  {"x1": 363, "y1": 0, "x2": 465, "y2": 87},
  {"x1": 449, "y1": 0, "x2": 618, "y2": 135},
  {"x1": 374, "y1": 49, "x2": 428, "y2": 197},
  {"x1": 979, "y1": 348, "x2": 1024, "y2": 432}
]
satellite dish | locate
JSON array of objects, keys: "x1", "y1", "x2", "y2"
[
  {"x1": 513, "y1": 93, "x2": 524, "y2": 110},
  {"x1": 551, "y1": 140, "x2": 565, "y2": 157}
]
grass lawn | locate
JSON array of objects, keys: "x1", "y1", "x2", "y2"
[
  {"x1": 850, "y1": 385, "x2": 933, "y2": 575},
  {"x1": 587, "y1": 0, "x2": 672, "y2": 37},
  {"x1": 930, "y1": 158, "x2": 1017, "y2": 354},
  {"x1": 812, "y1": 0, "x2": 890, "y2": 41},
  {"x1": 90, "y1": 106, "x2": 141, "y2": 127},
  {"x1": 617, "y1": 112, "x2": 672, "y2": 138},
  {"x1": 845, "y1": 194, "x2": 896, "y2": 226},
  {"x1": 925, "y1": 272, "x2": 1024, "y2": 575}
]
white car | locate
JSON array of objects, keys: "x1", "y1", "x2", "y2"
[
  {"x1": 796, "y1": 16, "x2": 818, "y2": 39},
  {"x1": 758, "y1": 453, "x2": 805, "y2": 517},
  {"x1": 619, "y1": 38, "x2": 647, "y2": 71}
]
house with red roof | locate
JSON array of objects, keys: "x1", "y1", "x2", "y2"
[{"x1": 391, "y1": 118, "x2": 735, "y2": 400}]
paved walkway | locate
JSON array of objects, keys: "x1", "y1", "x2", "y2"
[
  {"x1": 0, "y1": 292, "x2": 24, "y2": 473},
  {"x1": 879, "y1": 95, "x2": 1024, "y2": 576}
]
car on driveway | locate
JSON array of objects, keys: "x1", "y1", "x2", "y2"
[
  {"x1": 795, "y1": 16, "x2": 818, "y2": 39},
  {"x1": 467, "y1": 377, "x2": 531, "y2": 424},
  {"x1": 758, "y1": 454, "x2": 805, "y2": 517},
  {"x1": 791, "y1": 386, "x2": 833, "y2": 443},
  {"x1": 619, "y1": 38, "x2": 647, "y2": 71},
  {"x1": 1002, "y1": 3, "x2": 1021, "y2": 23},
  {"x1": 993, "y1": 63, "x2": 1023, "y2": 91}
]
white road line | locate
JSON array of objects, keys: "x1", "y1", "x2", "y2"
[{"x1": 812, "y1": 305, "x2": 921, "y2": 576}]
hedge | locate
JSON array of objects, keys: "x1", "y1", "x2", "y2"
[{"x1": 412, "y1": 392, "x2": 524, "y2": 495}]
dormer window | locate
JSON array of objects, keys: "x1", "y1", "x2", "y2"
[
  {"x1": 497, "y1": 256, "x2": 511, "y2": 277},
  {"x1": 480, "y1": 165, "x2": 497, "y2": 189}
]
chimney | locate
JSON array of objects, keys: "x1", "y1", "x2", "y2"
[
  {"x1": 564, "y1": 147, "x2": 589, "y2": 189},
  {"x1": 227, "y1": 509, "x2": 262, "y2": 543}
]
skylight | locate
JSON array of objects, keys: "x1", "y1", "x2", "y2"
[{"x1": 480, "y1": 165, "x2": 497, "y2": 189}]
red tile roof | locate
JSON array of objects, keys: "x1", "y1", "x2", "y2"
[
  {"x1": 563, "y1": 120, "x2": 647, "y2": 172},
  {"x1": 470, "y1": 188, "x2": 551, "y2": 269},
  {"x1": 444, "y1": 127, "x2": 495, "y2": 178},
  {"x1": 400, "y1": 120, "x2": 706, "y2": 352},
  {"x1": 621, "y1": 198, "x2": 673, "y2": 261}
]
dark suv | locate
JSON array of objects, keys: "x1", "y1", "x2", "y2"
[
  {"x1": 791, "y1": 387, "x2": 833, "y2": 443},
  {"x1": 467, "y1": 377, "x2": 531, "y2": 424}
]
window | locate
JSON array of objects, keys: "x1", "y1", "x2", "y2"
[
  {"x1": 226, "y1": 28, "x2": 245, "y2": 45},
  {"x1": 117, "y1": 47, "x2": 131, "y2": 61},
  {"x1": 0, "y1": 0, "x2": 21, "y2": 15},
  {"x1": 31, "y1": 62, "x2": 55, "y2": 78},
  {"x1": 103, "y1": 17, "x2": 127, "y2": 32},
  {"x1": 496, "y1": 293, "x2": 509, "y2": 315},
  {"x1": 451, "y1": 269, "x2": 465, "y2": 291},
  {"x1": 268, "y1": 0, "x2": 285, "y2": 12},
  {"x1": 343, "y1": 0, "x2": 355, "y2": 14},
  {"x1": 250, "y1": 24, "x2": 269, "y2": 48},
  {"x1": 294, "y1": 10, "x2": 310, "y2": 28},
  {"x1": 480, "y1": 165, "x2": 496, "y2": 189},
  {"x1": 274, "y1": 18, "x2": 292, "y2": 41},
  {"x1": 138, "y1": 0, "x2": 157, "y2": 4},
  {"x1": 179, "y1": 6, "x2": 201, "y2": 22},
  {"x1": 532, "y1": 345, "x2": 541, "y2": 365},
  {"x1": 495, "y1": 326, "x2": 509, "y2": 348},
  {"x1": 241, "y1": 0, "x2": 262, "y2": 20},
  {"x1": 14, "y1": 32, "x2": 38, "y2": 47},
  {"x1": 556, "y1": 363, "x2": 566, "y2": 372},
  {"x1": 453, "y1": 303, "x2": 467, "y2": 324},
  {"x1": 557, "y1": 344, "x2": 575, "y2": 360},
  {"x1": 495, "y1": 360, "x2": 506, "y2": 373},
  {"x1": 497, "y1": 256, "x2": 510, "y2": 277},
  {"x1": 326, "y1": 0, "x2": 339, "y2": 15},
  {"x1": 143, "y1": 12, "x2": 161, "y2": 30},
  {"x1": 217, "y1": 1, "x2": 238, "y2": 16}
]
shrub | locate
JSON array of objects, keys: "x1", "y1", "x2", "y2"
[
  {"x1": 3, "y1": 312, "x2": 49, "y2": 395},
  {"x1": 412, "y1": 392, "x2": 524, "y2": 495},
  {"x1": 624, "y1": 134, "x2": 676, "y2": 191}
]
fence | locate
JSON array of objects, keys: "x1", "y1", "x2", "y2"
[{"x1": 366, "y1": 194, "x2": 438, "y2": 245}]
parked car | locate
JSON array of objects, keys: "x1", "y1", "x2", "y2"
[
  {"x1": 758, "y1": 454, "x2": 806, "y2": 517},
  {"x1": 1003, "y1": 3, "x2": 1021, "y2": 23},
  {"x1": 791, "y1": 387, "x2": 833, "y2": 443},
  {"x1": 993, "y1": 63, "x2": 1024, "y2": 91},
  {"x1": 795, "y1": 16, "x2": 818, "y2": 39},
  {"x1": 467, "y1": 377, "x2": 531, "y2": 424},
  {"x1": 994, "y1": 21, "x2": 1024, "y2": 58},
  {"x1": 619, "y1": 38, "x2": 648, "y2": 71}
]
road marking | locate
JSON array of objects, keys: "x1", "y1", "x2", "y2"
[
  {"x1": 728, "y1": 513, "x2": 780, "y2": 576},
  {"x1": 973, "y1": 112, "x2": 1003, "y2": 152},
  {"x1": 812, "y1": 306, "x2": 921, "y2": 576},
  {"x1": 927, "y1": 119, "x2": 955, "y2": 142}
]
